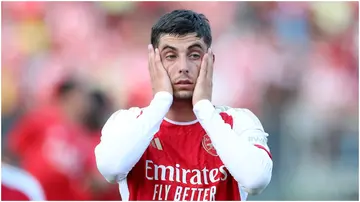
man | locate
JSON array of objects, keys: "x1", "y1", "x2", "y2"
[
  {"x1": 7, "y1": 78, "x2": 92, "y2": 200},
  {"x1": 95, "y1": 9, "x2": 273, "y2": 201},
  {"x1": 83, "y1": 90, "x2": 122, "y2": 200}
]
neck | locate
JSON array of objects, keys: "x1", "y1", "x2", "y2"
[{"x1": 166, "y1": 99, "x2": 197, "y2": 123}]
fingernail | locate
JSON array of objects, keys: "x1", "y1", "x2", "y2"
[
  {"x1": 148, "y1": 44, "x2": 153, "y2": 50},
  {"x1": 208, "y1": 48, "x2": 212, "y2": 54}
]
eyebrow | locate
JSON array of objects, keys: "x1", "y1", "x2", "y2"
[
  {"x1": 160, "y1": 42, "x2": 205, "y2": 52},
  {"x1": 187, "y1": 43, "x2": 205, "y2": 51},
  {"x1": 161, "y1": 45, "x2": 178, "y2": 52}
]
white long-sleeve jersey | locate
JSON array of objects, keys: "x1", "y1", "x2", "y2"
[{"x1": 95, "y1": 92, "x2": 273, "y2": 201}]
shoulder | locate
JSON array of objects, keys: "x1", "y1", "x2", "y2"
[
  {"x1": 107, "y1": 107, "x2": 145, "y2": 121},
  {"x1": 104, "y1": 107, "x2": 146, "y2": 126},
  {"x1": 215, "y1": 106, "x2": 270, "y2": 155},
  {"x1": 2, "y1": 164, "x2": 45, "y2": 200},
  {"x1": 215, "y1": 105, "x2": 258, "y2": 118},
  {"x1": 215, "y1": 106, "x2": 270, "y2": 150},
  {"x1": 102, "y1": 107, "x2": 146, "y2": 134},
  {"x1": 214, "y1": 105, "x2": 264, "y2": 131}
]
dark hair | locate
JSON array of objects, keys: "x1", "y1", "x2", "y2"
[
  {"x1": 55, "y1": 77, "x2": 83, "y2": 99},
  {"x1": 83, "y1": 90, "x2": 112, "y2": 131},
  {"x1": 151, "y1": 9, "x2": 212, "y2": 48}
]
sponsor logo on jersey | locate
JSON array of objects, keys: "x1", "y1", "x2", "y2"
[
  {"x1": 145, "y1": 160, "x2": 228, "y2": 185},
  {"x1": 248, "y1": 136, "x2": 268, "y2": 146},
  {"x1": 202, "y1": 134, "x2": 218, "y2": 156},
  {"x1": 150, "y1": 138, "x2": 163, "y2": 150},
  {"x1": 145, "y1": 160, "x2": 228, "y2": 200}
]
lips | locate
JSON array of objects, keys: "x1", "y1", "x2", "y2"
[{"x1": 175, "y1": 80, "x2": 193, "y2": 85}]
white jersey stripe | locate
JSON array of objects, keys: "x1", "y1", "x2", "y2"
[
  {"x1": 118, "y1": 178, "x2": 130, "y2": 201},
  {"x1": 239, "y1": 185, "x2": 249, "y2": 201},
  {"x1": 154, "y1": 138, "x2": 163, "y2": 150}
]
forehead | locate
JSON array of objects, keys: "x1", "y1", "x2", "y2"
[{"x1": 158, "y1": 33, "x2": 207, "y2": 51}]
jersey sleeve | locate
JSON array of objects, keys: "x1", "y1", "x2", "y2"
[
  {"x1": 193, "y1": 101, "x2": 273, "y2": 195},
  {"x1": 225, "y1": 108, "x2": 271, "y2": 159},
  {"x1": 94, "y1": 92, "x2": 173, "y2": 183}
]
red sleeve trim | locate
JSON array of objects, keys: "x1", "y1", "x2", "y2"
[
  {"x1": 254, "y1": 144, "x2": 272, "y2": 159},
  {"x1": 136, "y1": 110, "x2": 143, "y2": 118},
  {"x1": 219, "y1": 112, "x2": 234, "y2": 128}
]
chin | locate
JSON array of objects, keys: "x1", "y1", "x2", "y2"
[{"x1": 173, "y1": 91, "x2": 193, "y2": 100}]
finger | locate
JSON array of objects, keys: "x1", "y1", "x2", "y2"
[
  {"x1": 148, "y1": 44, "x2": 154, "y2": 57},
  {"x1": 198, "y1": 53, "x2": 208, "y2": 82},
  {"x1": 207, "y1": 48, "x2": 214, "y2": 80},
  {"x1": 148, "y1": 44, "x2": 154, "y2": 70},
  {"x1": 154, "y1": 48, "x2": 163, "y2": 69}
]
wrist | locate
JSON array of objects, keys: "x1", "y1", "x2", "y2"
[
  {"x1": 137, "y1": 92, "x2": 172, "y2": 125},
  {"x1": 148, "y1": 91, "x2": 173, "y2": 113},
  {"x1": 193, "y1": 99, "x2": 215, "y2": 121},
  {"x1": 153, "y1": 91, "x2": 173, "y2": 102}
]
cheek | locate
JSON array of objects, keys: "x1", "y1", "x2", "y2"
[
  {"x1": 163, "y1": 60, "x2": 201, "y2": 78},
  {"x1": 191, "y1": 61, "x2": 202, "y2": 77},
  {"x1": 162, "y1": 60, "x2": 171, "y2": 71},
  {"x1": 162, "y1": 62, "x2": 176, "y2": 79}
]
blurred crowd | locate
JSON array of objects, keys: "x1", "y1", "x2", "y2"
[{"x1": 1, "y1": 1, "x2": 358, "y2": 201}]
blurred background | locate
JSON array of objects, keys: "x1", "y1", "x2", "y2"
[{"x1": 1, "y1": 1, "x2": 358, "y2": 201}]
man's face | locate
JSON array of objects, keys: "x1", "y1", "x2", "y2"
[{"x1": 158, "y1": 33, "x2": 208, "y2": 100}]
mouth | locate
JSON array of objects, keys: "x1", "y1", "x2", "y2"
[{"x1": 175, "y1": 80, "x2": 193, "y2": 85}]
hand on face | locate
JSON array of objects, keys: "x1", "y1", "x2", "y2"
[
  {"x1": 192, "y1": 48, "x2": 214, "y2": 105},
  {"x1": 148, "y1": 44, "x2": 173, "y2": 96}
]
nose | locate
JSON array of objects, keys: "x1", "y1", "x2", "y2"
[
  {"x1": 178, "y1": 57, "x2": 189, "y2": 74},
  {"x1": 179, "y1": 69, "x2": 189, "y2": 74}
]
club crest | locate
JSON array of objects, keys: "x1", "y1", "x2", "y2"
[{"x1": 202, "y1": 134, "x2": 218, "y2": 156}]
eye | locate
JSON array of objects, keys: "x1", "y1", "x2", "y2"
[
  {"x1": 165, "y1": 54, "x2": 177, "y2": 60},
  {"x1": 189, "y1": 53, "x2": 201, "y2": 60}
]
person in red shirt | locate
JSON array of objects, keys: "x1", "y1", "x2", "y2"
[
  {"x1": 7, "y1": 78, "x2": 93, "y2": 200},
  {"x1": 95, "y1": 9, "x2": 273, "y2": 201},
  {"x1": 82, "y1": 90, "x2": 121, "y2": 201},
  {"x1": 2, "y1": 163, "x2": 46, "y2": 201}
]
